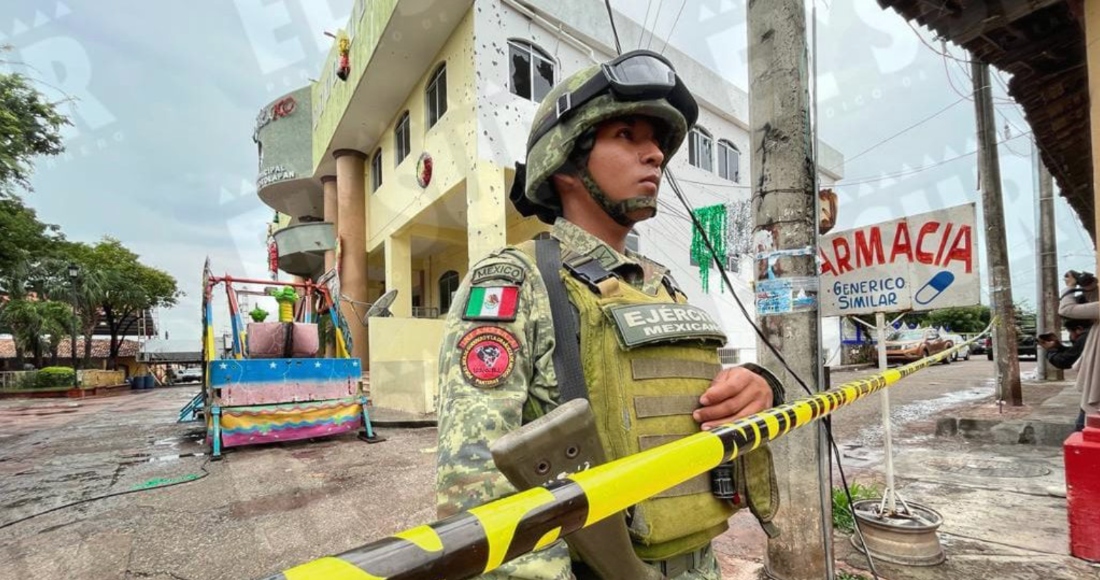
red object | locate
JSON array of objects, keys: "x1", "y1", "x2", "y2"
[
  {"x1": 417, "y1": 152, "x2": 433, "y2": 188},
  {"x1": 1066, "y1": 413, "x2": 1100, "y2": 562}
]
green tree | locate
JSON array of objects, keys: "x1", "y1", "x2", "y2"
[
  {"x1": 921, "y1": 305, "x2": 992, "y2": 333},
  {"x1": 0, "y1": 68, "x2": 69, "y2": 195},
  {"x1": 0, "y1": 196, "x2": 65, "y2": 276},
  {"x1": 0, "y1": 298, "x2": 71, "y2": 368},
  {"x1": 85, "y1": 239, "x2": 181, "y2": 368}
]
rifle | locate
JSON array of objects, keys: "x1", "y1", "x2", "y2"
[{"x1": 491, "y1": 399, "x2": 665, "y2": 580}]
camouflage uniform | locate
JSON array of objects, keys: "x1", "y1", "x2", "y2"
[
  {"x1": 437, "y1": 219, "x2": 729, "y2": 579},
  {"x1": 436, "y1": 52, "x2": 768, "y2": 579}
]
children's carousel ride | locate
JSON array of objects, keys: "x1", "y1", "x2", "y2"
[{"x1": 179, "y1": 260, "x2": 380, "y2": 459}]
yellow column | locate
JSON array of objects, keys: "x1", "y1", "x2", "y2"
[
  {"x1": 334, "y1": 149, "x2": 369, "y2": 367},
  {"x1": 1088, "y1": 1, "x2": 1100, "y2": 274},
  {"x1": 385, "y1": 232, "x2": 413, "y2": 318},
  {"x1": 322, "y1": 175, "x2": 338, "y2": 273},
  {"x1": 465, "y1": 162, "x2": 508, "y2": 268}
]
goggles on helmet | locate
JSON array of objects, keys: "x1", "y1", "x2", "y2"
[{"x1": 527, "y1": 49, "x2": 699, "y2": 148}]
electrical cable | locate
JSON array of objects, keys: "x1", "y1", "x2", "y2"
[
  {"x1": 667, "y1": 170, "x2": 882, "y2": 579},
  {"x1": 837, "y1": 130, "x2": 1032, "y2": 186},
  {"x1": 602, "y1": 0, "x2": 622, "y2": 56},
  {"x1": 658, "y1": 0, "x2": 688, "y2": 56},
  {"x1": 0, "y1": 456, "x2": 212, "y2": 531},
  {"x1": 639, "y1": 0, "x2": 656, "y2": 51},
  {"x1": 825, "y1": 95, "x2": 969, "y2": 174}
]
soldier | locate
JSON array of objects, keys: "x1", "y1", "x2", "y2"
[{"x1": 436, "y1": 50, "x2": 783, "y2": 579}]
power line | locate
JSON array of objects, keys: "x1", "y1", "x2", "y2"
[
  {"x1": 640, "y1": 0, "x2": 656, "y2": 51},
  {"x1": 827, "y1": 95, "x2": 969, "y2": 173},
  {"x1": 603, "y1": 0, "x2": 623, "y2": 56},
  {"x1": 645, "y1": 0, "x2": 666, "y2": 50},
  {"x1": 837, "y1": 131, "x2": 1033, "y2": 186},
  {"x1": 658, "y1": 0, "x2": 688, "y2": 56}
]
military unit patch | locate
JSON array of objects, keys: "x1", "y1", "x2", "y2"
[
  {"x1": 463, "y1": 285, "x2": 519, "y2": 321},
  {"x1": 458, "y1": 326, "x2": 519, "y2": 388},
  {"x1": 471, "y1": 263, "x2": 525, "y2": 286}
]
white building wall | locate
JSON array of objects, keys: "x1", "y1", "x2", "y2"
[{"x1": 477, "y1": 0, "x2": 845, "y2": 361}]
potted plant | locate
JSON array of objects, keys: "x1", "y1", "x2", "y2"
[{"x1": 249, "y1": 306, "x2": 269, "y2": 323}]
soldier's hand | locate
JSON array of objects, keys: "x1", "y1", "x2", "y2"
[{"x1": 693, "y1": 367, "x2": 773, "y2": 430}]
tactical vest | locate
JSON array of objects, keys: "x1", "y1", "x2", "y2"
[{"x1": 514, "y1": 242, "x2": 780, "y2": 561}]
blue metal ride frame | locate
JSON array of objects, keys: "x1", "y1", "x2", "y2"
[{"x1": 199, "y1": 272, "x2": 376, "y2": 456}]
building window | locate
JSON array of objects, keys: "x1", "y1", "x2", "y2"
[
  {"x1": 394, "y1": 111, "x2": 410, "y2": 165},
  {"x1": 426, "y1": 63, "x2": 448, "y2": 128},
  {"x1": 717, "y1": 139, "x2": 740, "y2": 182},
  {"x1": 508, "y1": 39, "x2": 555, "y2": 103},
  {"x1": 689, "y1": 127, "x2": 713, "y2": 171},
  {"x1": 439, "y1": 270, "x2": 460, "y2": 313},
  {"x1": 371, "y1": 149, "x2": 382, "y2": 192}
]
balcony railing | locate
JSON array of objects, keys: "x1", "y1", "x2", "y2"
[{"x1": 412, "y1": 307, "x2": 440, "y2": 319}]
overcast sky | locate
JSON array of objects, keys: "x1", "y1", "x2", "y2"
[{"x1": 2, "y1": 0, "x2": 1091, "y2": 343}]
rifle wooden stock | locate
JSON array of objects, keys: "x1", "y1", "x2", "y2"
[{"x1": 490, "y1": 399, "x2": 665, "y2": 580}]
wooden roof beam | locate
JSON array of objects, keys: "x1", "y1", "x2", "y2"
[{"x1": 946, "y1": 0, "x2": 1065, "y2": 45}]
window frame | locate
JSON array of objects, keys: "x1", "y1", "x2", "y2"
[
  {"x1": 370, "y1": 149, "x2": 383, "y2": 193},
  {"x1": 426, "y1": 63, "x2": 448, "y2": 128},
  {"x1": 394, "y1": 111, "x2": 411, "y2": 166},
  {"x1": 507, "y1": 39, "x2": 556, "y2": 103},
  {"x1": 688, "y1": 126, "x2": 714, "y2": 172},
  {"x1": 439, "y1": 270, "x2": 460, "y2": 314},
  {"x1": 717, "y1": 139, "x2": 740, "y2": 182}
]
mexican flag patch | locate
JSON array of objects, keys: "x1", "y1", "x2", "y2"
[{"x1": 463, "y1": 286, "x2": 519, "y2": 321}]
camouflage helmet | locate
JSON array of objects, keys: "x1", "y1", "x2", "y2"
[{"x1": 518, "y1": 53, "x2": 698, "y2": 221}]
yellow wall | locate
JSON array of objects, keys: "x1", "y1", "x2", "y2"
[
  {"x1": 367, "y1": 10, "x2": 477, "y2": 252},
  {"x1": 311, "y1": 0, "x2": 400, "y2": 170},
  {"x1": 368, "y1": 317, "x2": 446, "y2": 414}
]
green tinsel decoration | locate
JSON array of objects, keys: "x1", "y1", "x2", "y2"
[{"x1": 690, "y1": 204, "x2": 728, "y2": 293}]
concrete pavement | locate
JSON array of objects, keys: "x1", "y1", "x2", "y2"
[{"x1": 0, "y1": 360, "x2": 1098, "y2": 579}]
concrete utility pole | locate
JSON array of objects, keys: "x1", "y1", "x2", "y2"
[
  {"x1": 1036, "y1": 156, "x2": 1062, "y2": 381},
  {"x1": 748, "y1": 1, "x2": 830, "y2": 578},
  {"x1": 972, "y1": 61, "x2": 1022, "y2": 405}
]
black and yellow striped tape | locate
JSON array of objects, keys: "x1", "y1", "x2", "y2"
[{"x1": 266, "y1": 331, "x2": 986, "y2": 580}]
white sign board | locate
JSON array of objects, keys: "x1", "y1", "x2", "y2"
[{"x1": 819, "y1": 203, "x2": 980, "y2": 316}]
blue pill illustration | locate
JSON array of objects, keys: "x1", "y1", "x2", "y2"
[{"x1": 914, "y1": 270, "x2": 955, "y2": 305}]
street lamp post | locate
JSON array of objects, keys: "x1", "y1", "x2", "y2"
[{"x1": 67, "y1": 263, "x2": 80, "y2": 374}]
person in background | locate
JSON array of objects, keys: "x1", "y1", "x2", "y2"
[
  {"x1": 1058, "y1": 270, "x2": 1099, "y2": 431},
  {"x1": 1037, "y1": 318, "x2": 1090, "y2": 372}
]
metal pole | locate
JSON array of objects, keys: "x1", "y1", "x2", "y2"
[
  {"x1": 876, "y1": 311, "x2": 897, "y2": 513},
  {"x1": 70, "y1": 274, "x2": 78, "y2": 373},
  {"x1": 811, "y1": 5, "x2": 835, "y2": 578},
  {"x1": 748, "y1": 0, "x2": 828, "y2": 577},
  {"x1": 971, "y1": 60, "x2": 1022, "y2": 405},
  {"x1": 1036, "y1": 151, "x2": 1062, "y2": 380}
]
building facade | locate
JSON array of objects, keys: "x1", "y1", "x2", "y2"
[{"x1": 253, "y1": 0, "x2": 844, "y2": 413}]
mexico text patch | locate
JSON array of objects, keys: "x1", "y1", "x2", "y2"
[
  {"x1": 458, "y1": 326, "x2": 520, "y2": 388},
  {"x1": 471, "y1": 263, "x2": 525, "y2": 285},
  {"x1": 463, "y1": 285, "x2": 519, "y2": 321}
]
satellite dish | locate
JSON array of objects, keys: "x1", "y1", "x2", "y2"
[{"x1": 365, "y1": 289, "x2": 398, "y2": 320}]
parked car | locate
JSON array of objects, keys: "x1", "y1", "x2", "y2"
[
  {"x1": 174, "y1": 367, "x2": 203, "y2": 384},
  {"x1": 943, "y1": 332, "x2": 970, "y2": 361},
  {"x1": 885, "y1": 328, "x2": 951, "y2": 364},
  {"x1": 984, "y1": 329, "x2": 1038, "y2": 360}
]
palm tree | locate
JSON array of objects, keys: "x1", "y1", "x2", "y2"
[
  {"x1": 32, "y1": 258, "x2": 107, "y2": 370},
  {"x1": 0, "y1": 262, "x2": 34, "y2": 368}
]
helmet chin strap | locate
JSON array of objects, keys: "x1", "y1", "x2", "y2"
[{"x1": 579, "y1": 168, "x2": 657, "y2": 227}]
